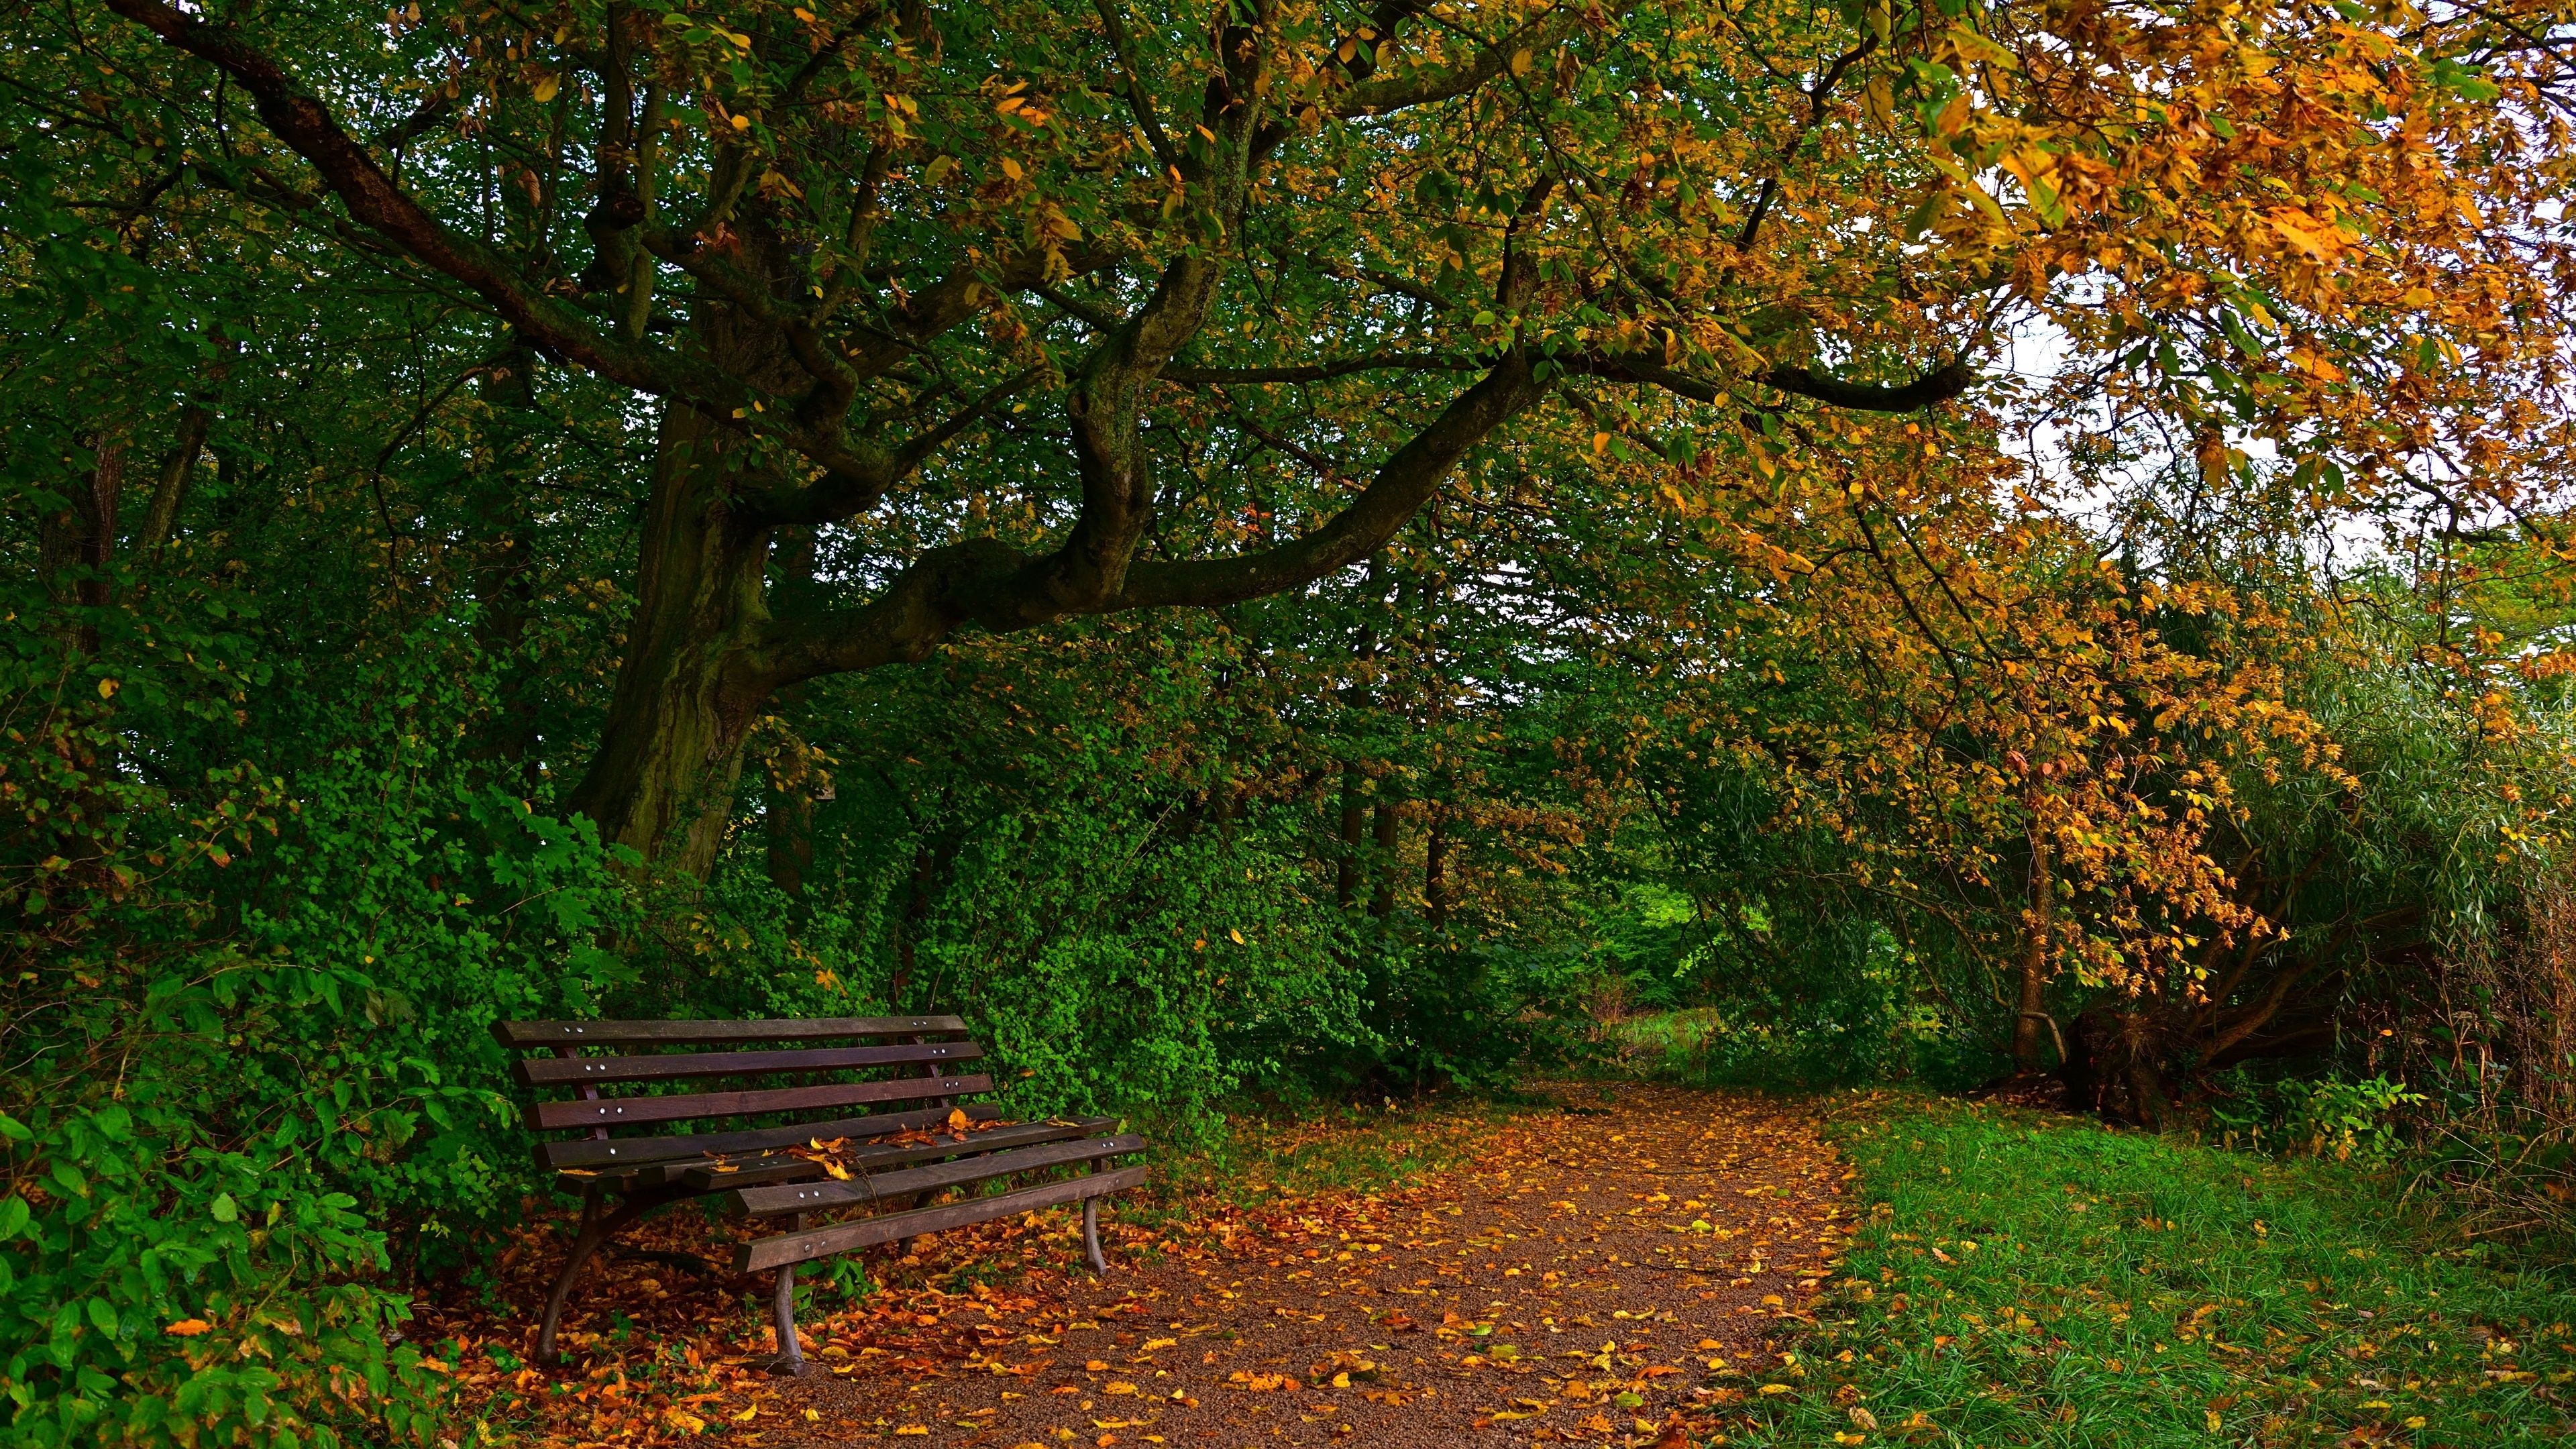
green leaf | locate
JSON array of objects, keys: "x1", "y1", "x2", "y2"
[
  {"x1": 0, "y1": 1114, "x2": 28, "y2": 1141},
  {"x1": 87, "y1": 1297, "x2": 117, "y2": 1335},
  {"x1": 211, "y1": 1192, "x2": 239, "y2": 1224},
  {"x1": 0, "y1": 1195, "x2": 28, "y2": 1240}
]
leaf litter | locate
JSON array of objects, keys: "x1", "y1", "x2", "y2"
[{"x1": 411, "y1": 1084, "x2": 1849, "y2": 1447}]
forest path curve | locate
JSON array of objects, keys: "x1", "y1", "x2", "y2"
[{"x1": 759, "y1": 1084, "x2": 1854, "y2": 1449}]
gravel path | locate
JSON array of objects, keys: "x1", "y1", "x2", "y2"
[{"x1": 742, "y1": 1084, "x2": 1853, "y2": 1449}]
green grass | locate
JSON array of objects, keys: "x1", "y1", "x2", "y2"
[{"x1": 1732, "y1": 1094, "x2": 2576, "y2": 1447}]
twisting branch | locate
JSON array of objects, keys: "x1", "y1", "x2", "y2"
[{"x1": 1572, "y1": 352, "x2": 1977, "y2": 413}]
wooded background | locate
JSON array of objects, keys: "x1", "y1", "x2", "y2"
[{"x1": 7, "y1": 0, "x2": 2576, "y2": 1441}]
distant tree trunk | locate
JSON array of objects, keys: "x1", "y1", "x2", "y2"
[
  {"x1": 2013, "y1": 829, "x2": 2055, "y2": 1070},
  {"x1": 1336, "y1": 766, "x2": 1367, "y2": 910},
  {"x1": 1424, "y1": 800, "x2": 1451, "y2": 930},
  {"x1": 470, "y1": 345, "x2": 545, "y2": 790},
  {"x1": 139, "y1": 405, "x2": 213, "y2": 559},
  {"x1": 1369, "y1": 792, "x2": 1401, "y2": 918},
  {"x1": 40, "y1": 438, "x2": 125, "y2": 655}
]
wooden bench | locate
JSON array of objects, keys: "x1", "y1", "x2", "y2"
[{"x1": 492, "y1": 1014, "x2": 1148, "y2": 1375}]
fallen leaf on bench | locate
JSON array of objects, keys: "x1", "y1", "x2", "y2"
[{"x1": 822, "y1": 1158, "x2": 853, "y2": 1181}]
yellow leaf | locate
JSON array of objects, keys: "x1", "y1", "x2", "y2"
[
  {"x1": 1106, "y1": 1381, "x2": 1136, "y2": 1395},
  {"x1": 1509, "y1": 48, "x2": 1532, "y2": 76},
  {"x1": 1228, "y1": 928, "x2": 1245, "y2": 945},
  {"x1": 1001, "y1": 156, "x2": 1024, "y2": 181},
  {"x1": 97, "y1": 679, "x2": 117, "y2": 698},
  {"x1": 730, "y1": 113, "x2": 753, "y2": 131},
  {"x1": 732, "y1": 1405, "x2": 759, "y2": 1421},
  {"x1": 947, "y1": 1108, "x2": 971, "y2": 1132},
  {"x1": 894, "y1": 1427, "x2": 929, "y2": 1437},
  {"x1": 822, "y1": 1158, "x2": 852, "y2": 1181},
  {"x1": 531, "y1": 75, "x2": 559, "y2": 103}
]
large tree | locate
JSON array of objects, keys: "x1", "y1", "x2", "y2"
[{"x1": 66, "y1": 0, "x2": 2571, "y2": 871}]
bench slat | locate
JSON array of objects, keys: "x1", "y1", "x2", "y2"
[
  {"x1": 538, "y1": 1104, "x2": 1005, "y2": 1171},
  {"x1": 493, "y1": 1016, "x2": 968, "y2": 1049},
  {"x1": 525, "y1": 1073, "x2": 992, "y2": 1132},
  {"x1": 674, "y1": 1117, "x2": 1118, "y2": 1191},
  {"x1": 734, "y1": 1165, "x2": 1150, "y2": 1274},
  {"x1": 725, "y1": 1132, "x2": 1146, "y2": 1218},
  {"x1": 514, "y1": 1040, "x2": 982, "y2": 1089}
]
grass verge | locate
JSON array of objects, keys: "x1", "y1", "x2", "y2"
[{"x1": 1731, "y1": 1093, "x2": 2575, "y2": 1447}]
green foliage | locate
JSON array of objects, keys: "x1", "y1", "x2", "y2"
[
  {"x1": 1739, "y1": 1097, "x2": 2576, "y2": 1447},
  {"x1": 2208, "y1": 1071, "x2": 2431, "y2": 1165},
  {"x1": 0, "y1": 561, "x2": 637, "y2": 1442}
]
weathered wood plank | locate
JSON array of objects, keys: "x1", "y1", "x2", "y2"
[
  {"x1": 492, "y1": 1016, "x2": 968, "y2": 1049},
  {"x1": 525, "y1": 1073, "x2": 994, "y2": 1132},
  {"x1": 676, "y1": 1117, "x2": 1118, "y2": 1191},
  {"x1": 733, "y1": 1166, "x2": 1150, "y2": 1274},
  {"x1": 536, "y1": 1104, "x2": 1006, "y2": 1171},
  {"x1": 725, "y1": 1133, "x2": 1147, "y2": 1218},
  {"x1": 514, "y1": 1040, "x2": 983, "y2": 1089}
]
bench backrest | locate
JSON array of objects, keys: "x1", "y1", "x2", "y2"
[{"x1": 492, "y1": 1016, "x2": 996, "y2": 1173}]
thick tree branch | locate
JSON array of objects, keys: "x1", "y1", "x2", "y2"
[
  {"x1": 740, "y1": 355, "x2": 1543, "y2": 688},
  {"x1": 1576, "y1": 353, "x2": 1977, "y2": 413},
  {"x1": 1337, "y1": 5, "x2": 1605, "y2": 116},
  {"x1": 1117, "y1": 355, "x2": 1544, "y2": 608},
  {"x1": 103, "y1": 0, "x2": 692, "y2": 398},
  {"x1": 1163, "y1": 354, "x2": 1468, "y2": 384}
]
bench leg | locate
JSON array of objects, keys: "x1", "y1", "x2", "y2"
[
  {"x1": 537, "y1": 1188, "x2": 610, "y2": 1367},
  {"x1": 766, "y1": 1213, "x2": 807, "y2": 1377},
  {"x1": 537, "y1": 1187, "x2": 679, "y2": 1368},
  {"x1": 1082, "y1": 1195, "x2": 1107, "y2": 1275}
]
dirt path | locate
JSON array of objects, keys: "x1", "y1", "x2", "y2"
[{"x1": 743, "y1": 1084, "x2": 1854, "y2": 1449}]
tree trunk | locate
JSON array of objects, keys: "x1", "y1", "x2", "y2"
[
  {"x1": 562, "y1": 223, "x2": 804, "y2": 873},
  {"x1": 561, "y1": 398, "x2": 777, "y2": 875},
  {"x1": 2012, "y1": 829, "x2": 2055, "y2": 1070},
  {"x1": 1336, "y1": 765, "x2": 1368, "y2": 910},
  {"x1": 1369, "y1": 792, "x2": 1401, "y2": 918},
  {"x1": 40, "y1": 438, "x2": 125, "y2": 655},
  {"x1": 1424, "y1": 801, "x2": 1450, "y2": 930},
  {"x1": 764, "y1": 529, "x2": 822, "y2": 900}
]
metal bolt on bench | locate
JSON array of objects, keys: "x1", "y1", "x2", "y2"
[{"x1": 492, "y1": 1015, "x2": 1148, "y2": 1376}]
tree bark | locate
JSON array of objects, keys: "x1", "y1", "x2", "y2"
[
  {"x1": 40, "y1": 439, "x2": 125, "y2": 655},
  {"x1": 561, "y1": 399, "x2": 775, "y2": 875},
  {"x1": 1336, "y1": 766, "x2": 1368, "y2": 911},
  {"x1": 1424, "y1": 800, "x2": 1450, "y2": 930},
  {"x1": 2012, "y1": 828, "x2": 2054, "y2": 1070},
  {"x1": 1369, "y1": 792, "x2": 1402, "y2": 918}
]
